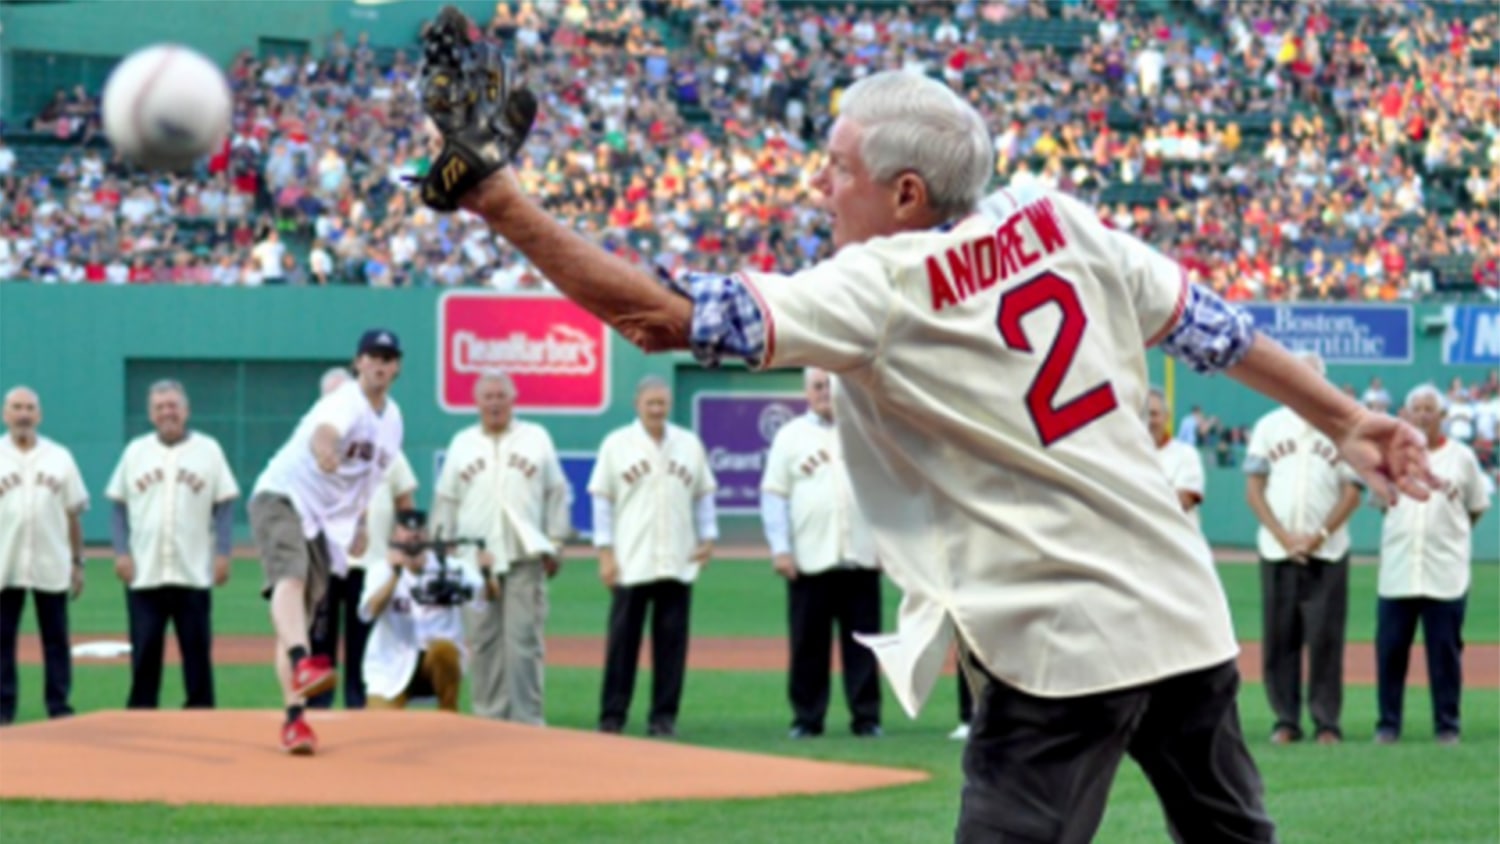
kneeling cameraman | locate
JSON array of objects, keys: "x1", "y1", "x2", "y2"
[{"x1": 359, "y1": 509, "x2": 497, "y2": 710}]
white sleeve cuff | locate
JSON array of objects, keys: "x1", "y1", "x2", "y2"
[{"x1": 759, "y1": 491, "x2": 793, "y2": 556}]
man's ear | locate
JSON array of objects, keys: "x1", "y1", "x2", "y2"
[{"x1": 892, "y1": 171, "x2": 930, "y2": 216}]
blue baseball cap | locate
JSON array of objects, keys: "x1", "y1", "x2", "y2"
[{"x1": 357, "y1": 328, "x2": 402, "y2": 357}]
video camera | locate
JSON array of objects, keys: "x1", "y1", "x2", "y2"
[
  {"x1": 391, "y1": 509, "x2": 487, "y2": 607},
  {"x1": 397, "y1": 533, "x2": 487, "y2": 607}
]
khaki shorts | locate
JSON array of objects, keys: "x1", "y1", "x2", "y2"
[{"x1": 248, "y1": 492, "x2": 330, "y2": 619}]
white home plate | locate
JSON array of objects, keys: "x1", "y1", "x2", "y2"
[{"x1": 71, "y1": 640, "x2": 132, "y2": 659}]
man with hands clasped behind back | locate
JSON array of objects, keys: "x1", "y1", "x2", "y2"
[
  {"x1": 760, "y1": 368, "x2": 882, "y2": 739},
  {"x1": 361, "y1": 509, "x2": 497, "y2": 711},
  {"x1": 106, "y1": 380, "x2": 239, "y2": 710}
]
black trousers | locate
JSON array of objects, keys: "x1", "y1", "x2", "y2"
[
  {"x1": 308, "y1": 568, "x2": 371, "y2": 709},
  {"x1": 957, "y1": 659, "x2": 1276, "y2": 844},
  {"x1": 599, "y1": 580, "x2": 691, "y2": 730},
  {"x1": 0, "y1": 587, "x2": 73, "y2": 723},
  {"x1": 1376, "y1": 594, "x2": 1466, "y2": 737},
  {"x1": 959, "y1": 666, "x2": 975, "y2": 724},
  {"x1": 1260, "y1": 556, "x2": 1348, "y2": 738},
  {"x1": 786, "y1": 567, "x2": 882, "y2": 733},
  {"x1": 126, "y1": 586, "x2": 215, "y2": 709}
]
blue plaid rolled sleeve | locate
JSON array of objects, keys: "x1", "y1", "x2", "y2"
[
  {"x1": 1159, "y1": 283, "x2": 1256, "y2": 374},
  {"x1": 657, "y1": 268, "x2": 768, "y2": 368}
]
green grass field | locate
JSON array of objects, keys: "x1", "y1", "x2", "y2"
[{"x1": 4, "y1": 556, "x2": 1499, "y2": 843}]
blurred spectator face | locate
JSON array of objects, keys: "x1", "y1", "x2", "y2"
[
  {"x1": 1407, "y1": 392, "x2": 1444, "y2": 443},
  {"x1": 1146, "y1": 391, "x2": 1169, "y2": 443}
]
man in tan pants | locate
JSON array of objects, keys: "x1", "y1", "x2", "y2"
[{"x1": 433, "y1": 371, "x2": 571, "y2": 724}]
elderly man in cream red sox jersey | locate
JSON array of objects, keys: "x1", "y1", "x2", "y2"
[
  {"x1": 1373, "y1": 384, "x2": 1492, "y2": 745},
  {"x1": 433, "y1": 370, "x2": 571, "y2": 725},
  {"x1": 1245, "y1": 351, "x2": 1364, "y2": 746},
  {"x1": 249, "y1": 329, "x2": 404, "y2": 754},
  {"x1": 106, "y1": 380, "x2": 239, "y2": 710},
  {"x1": 418, "y1": 26, "x2": 1438, "y2": 839},
  {"x1": 761, "y1": 367, "x2": 882, "y2": 739},
  {"x1": 1147, "y1": 386, "x2": 1207, "y2": 525},
  {"x1": 589, "y1": 376, "x2": 717, "y2": 738},
  {"x1": 0, "y1": 386, "x2": 87, "y2": 725}
]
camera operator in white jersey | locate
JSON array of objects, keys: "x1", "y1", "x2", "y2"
[{"x1": 361, "y1": 508, "x2": 498, "y2": 711}]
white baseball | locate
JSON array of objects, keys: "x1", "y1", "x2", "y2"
[{"x1": 102, "y1": 44, "x2": 232, "y2": 171}]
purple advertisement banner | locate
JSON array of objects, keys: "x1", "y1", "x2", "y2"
[{"x1": 693, "y1": 392, "x2": 808, "y2": 513}]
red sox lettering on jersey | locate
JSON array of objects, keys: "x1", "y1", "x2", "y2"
[
  {"x1": 130, "y1": 467, "x2": 208, "y2": 496},
  {"x1": 1263, "y1": 437, "x2": 1340, "y2": 467},
  {"x1": 0, "y1": 471, "x2": 72, "y2": 498},
  {"x1": 621, "y1": 458, "x2": 695, "y2": 487}
]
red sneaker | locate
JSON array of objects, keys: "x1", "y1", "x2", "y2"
[
  {"x1": 281, "y1": 717, "x2": 317, "y2": 755},
  {"x1": 291, "y1": 655, "x2": 337, "y2": 700}
]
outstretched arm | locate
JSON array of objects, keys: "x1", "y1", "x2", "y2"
[
  {"x1": 1227, "y1": 335, "x2": 1435, "y2": 505},
  {"x1": 461, "y1": 170, "x2": 691, "y2": 352}
]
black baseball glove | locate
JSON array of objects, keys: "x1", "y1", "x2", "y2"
[{"x1": 416, "y1": 5, "x2": 538, "y2": 212}]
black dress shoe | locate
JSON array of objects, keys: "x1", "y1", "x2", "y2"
[
  {"x1": 598, "y1": 719, "x2": 624, "y2": 734},
  {"x1": 647, "y1": 721, "x2": 677, "y2": 738}
]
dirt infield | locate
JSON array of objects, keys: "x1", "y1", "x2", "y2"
[
  {"x1": 19, "y1": 634, "x2": 1500, "y2": 687},
  {"x1": 0, "y1": 710, "x2": 927, "y2": 806}
]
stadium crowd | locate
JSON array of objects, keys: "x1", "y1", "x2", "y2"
[{"x1": 0, "y1": 0, "x2": 1494, "y2": 298}]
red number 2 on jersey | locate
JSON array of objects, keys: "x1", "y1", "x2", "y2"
[{"x1": 997, "y1": 271, "x2": 1119, "y2": 446}]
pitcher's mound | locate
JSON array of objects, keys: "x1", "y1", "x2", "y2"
[{"x1": 0, "y1": 710, "x2": 928, "y2": 806}]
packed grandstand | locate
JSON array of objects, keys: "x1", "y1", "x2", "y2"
[{"x1": 0, "y1": 0, "x2": 1495, "y2": 301}]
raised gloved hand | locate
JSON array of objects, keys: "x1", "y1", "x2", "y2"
[{"x1": 415, "y1": 5, "x2": 538, "y2": 211}]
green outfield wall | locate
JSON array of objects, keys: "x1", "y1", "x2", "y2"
[{"x1": 1, "y1": 285, "x2": 1494, "y2": 558}]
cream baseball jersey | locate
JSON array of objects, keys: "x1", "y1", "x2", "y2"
[
  {"x1": 253, "y1": 380, "x2": 404, "y2": 560},
  {"x1": 347, "y1": 450, "x2": 418, "y2": 571},
  {"x1": 588, "y1": 422, "x2": 716, "y2": 587},
  {"x1": 1157, "y1": 438, "x2": 1206, "y2": 528},
  {"x1": 0, "y1": 436, "x2": 89, "y2": 592},
  {"x1": 730, "y1": 186, "x2": 1238, "y2": 714},
  {"x1": 1245, "y1": 406, "x2": 1361, "y2": 560},
  {"x1": 761, "y1": 412, "x2": 876, "y2": 573},
  {"x1": 1378, "y1": 439, "x2": 1492, "y2": 600},
  {"x1": 105, "y1": 432, "x2": 240, "y2": 589},
  {"x1": 434, "y1": 421, "x2": 571, "y2": 573}
]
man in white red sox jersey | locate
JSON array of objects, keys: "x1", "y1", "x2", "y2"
[
  {"x1": 249, "y1": 329, "x2": 405, "y2": 754},
  {"x1": 588, "y1": 376, "x2": 717, "y2": 738},
  {"x1": 761, "y1": 368, "x2": 882, "y2": 738},
  {"x1": 0, "y1": 386, "x2": 87, "y2": 725},
  {"x1": 1373, "y1": 384, "x2": 1491, "y2": 745},
  {"x1": 1245, "y1": 352, "x2": 1364, "y2": 746},
  {"x1": 106, "y1": 380, "x2": 239, "y2": 710},
  {"x1": 419, "y1": 27, "x2": 1439, "y2": 840},
  {"x1": 433, "y1": 370, "x2": 571, "y2": 725},
  {"x1": 1147, "y1": 387, "x2": 1207, "y2": 526}
]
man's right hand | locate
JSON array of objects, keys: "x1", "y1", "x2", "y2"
[
  {"x1": 114, "y1": 554, "x2": 135, "y2": 584},
  {"x1": 598, "y1": 547, "x2": 619, "y2": 590},
  {"x1": 772, "y1": 554, "x2": 798, "y2": 581}
]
